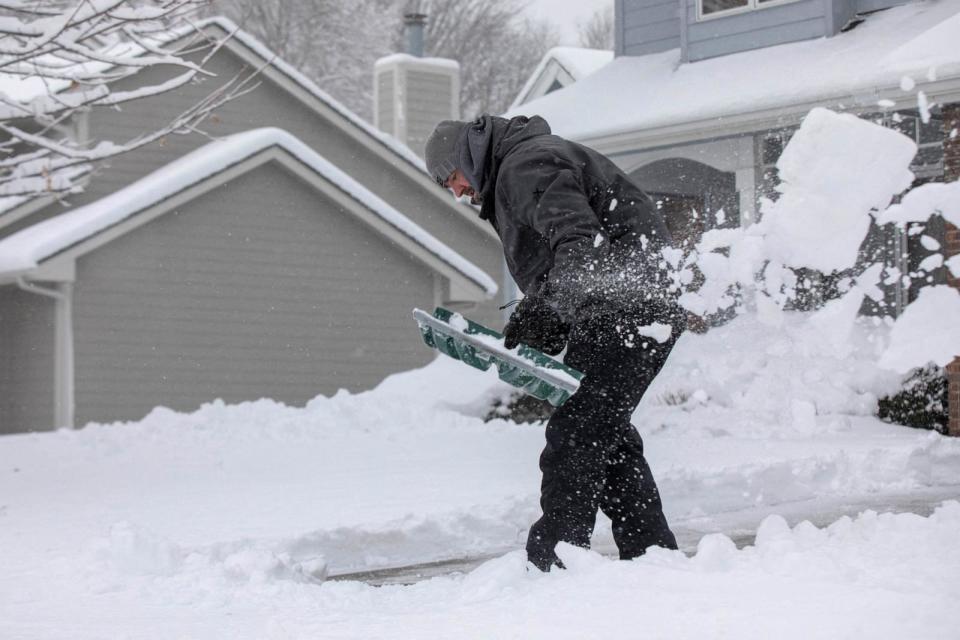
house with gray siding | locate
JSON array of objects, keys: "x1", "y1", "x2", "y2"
[{"x1": 0, "y1": 18, "x2": 504, "y2": 434}]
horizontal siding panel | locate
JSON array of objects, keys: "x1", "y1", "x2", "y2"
[
  {"x1": 73, "y1": 162, "x2": 437, "y2": 426},
  {"x1": 624, "y1": 35, "x2": 683, "y2": 56},
  {"x1": 406, "y1": 73, "x2": 454, "y2": 91},
  {"x1": 0, "y1": 286, "x2": 55, "y2": 433},
  {"x1": 74, "y1": 45, "x2": 502, "y2": 305},
  {"x1": 377, "y1": 71, "x2": 394, "y2": 134},
  {"x1": 624, "y1": 19, "x2": 683, "y2": 46},
  {"x1": 624, "y1": 1, "x2": 681, "y2": 28},
  {"x1": 622, "y1": 0, "x2": 681, "y2": 56},
  {"x1": 689, "y1": 15, "x2": 824, "y2": 60}
]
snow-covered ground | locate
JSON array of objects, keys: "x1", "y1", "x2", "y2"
[{"x1": 2, "y1": 309, "x2": 960, "y2": 639}]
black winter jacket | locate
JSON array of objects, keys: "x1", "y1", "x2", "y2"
[{"x1": 473, "y1": 115, "x2": 679, "y2": 323}]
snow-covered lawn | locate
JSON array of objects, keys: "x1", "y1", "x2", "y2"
[{"x1": 2, "y1": 310, "x2": 959, "y2": 639}]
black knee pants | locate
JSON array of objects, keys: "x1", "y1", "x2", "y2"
[{"x1": 526, "y1": 309, "x2": 681, "y2": 571}]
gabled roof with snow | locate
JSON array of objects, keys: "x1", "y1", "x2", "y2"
[
  {"x1": 0, "y1": 127, "x2": 497, "y2": 296},
  {"x1": 0, "y1": 16, "x2": 497, "y2": 242},
  {"x1": 511, "y1": 46, "x2": 613, "y2": 109},
  {"x1": 511, "y1": 0, "x2": 960, "y2": 142},
  {"x1": 198, "y1": 17, "x2": 427, "y2": 172},
  {"x1": 0, "y1": 17, "x2": 426, "y2": 173}
]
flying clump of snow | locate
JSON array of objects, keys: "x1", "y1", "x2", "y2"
[{"x1": 761, "y1": 108, "x2": 916, "y2": 273}]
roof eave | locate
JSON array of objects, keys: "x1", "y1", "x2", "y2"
[{"x1": 576, "y1": 74, "x2": 960, "y2": 154}]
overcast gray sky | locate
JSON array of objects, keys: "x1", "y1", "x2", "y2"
[{"x1": 523, "y1": 0, "x2": 614, "y2": 45}]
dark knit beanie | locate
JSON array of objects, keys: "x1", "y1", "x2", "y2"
[{"x1": 425, "y1": 119, "x2": 469, "y2": 186}]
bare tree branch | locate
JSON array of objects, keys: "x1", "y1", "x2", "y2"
[
  {"x1": 214, "y1": 0, "x2": 557, "y2": 121},
  {"x1": 0, "y1": 0, "x2": 251, "y2": 200},
  {"x1": 578, "y1": 5, "x2": 614, "y2": 51}
]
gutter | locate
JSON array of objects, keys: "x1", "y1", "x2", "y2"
[
  {"x1": 576, "y1": 75, "x2": 960, "y2": 156},
  {"x1": 15, "y1": 277, "x2": 74, "y2": 430}
]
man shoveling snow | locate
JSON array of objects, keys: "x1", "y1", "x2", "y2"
[{"x1": 425, "y1": 114, "x2": 686, "y2": 571}]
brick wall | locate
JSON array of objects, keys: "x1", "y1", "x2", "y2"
[{"x1": 943, "y1": 104, "x2": 960, "y2": 436}]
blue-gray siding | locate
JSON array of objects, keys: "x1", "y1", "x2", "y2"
[
  {"x1": 621, "y1": 0, "x2": 682, "y2": 56},
  {"x1": 829, "y1": 0, "x2": 858, "y2": 35},
  {"x1": 620, "y1": 0, "x2": 883, "y2": 62},
  {"x1": 0, "y1": 286, "x2": 55, "y2": 433},
  {"x1": 71, "y1": 161, "x2": 436, "y2": 426},
  {"x1": 685, "y1": 0, "x2": 826, "y2": 62}
]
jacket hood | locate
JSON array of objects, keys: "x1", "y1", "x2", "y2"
[{"x1": 463, "y1": 114, "x2": 550, "y2": 221}]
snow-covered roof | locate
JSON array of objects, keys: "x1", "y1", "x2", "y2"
[
  {"x1": 198, "y1": 17, "x2": 428, "y2": 173},
  {"x1": 510, "y1": 0, "x2": 960, "y2": 142},
  {"x1": 0, "y1": 17, "x2": 428, "y2": 172},
  {"x1": 0, "y1": 127, "x2": 497, "y2": 296},
  {"x1": 548, "y1": 47, "x2": 616, "y2": 79},
  {"x1": 375, "y1": 53, "x2": 460, "y2": 72},
  {"x1": 511, "y1": 46, "x2": 613, "y2": 109}
]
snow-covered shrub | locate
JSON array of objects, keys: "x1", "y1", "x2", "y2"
[
  {"x1": 878, "y1": 365, "x2": 948, "y2": 433},
  {"x1": 484, "y1": 391, "x2": 554, "y2": 424}
]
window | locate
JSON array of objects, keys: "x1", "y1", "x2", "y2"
[
  {"x1": 699, "y1": 0, "x2": 799, "y2": 20},
  {"x1": 873, "y1": 108, "x2": 944, "y2": 180},
  {"x1": 758, "y1": 127, "x2": 796, "y2": 202}
]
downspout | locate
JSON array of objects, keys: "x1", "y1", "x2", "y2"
[{"x1": 16, "y1": 277, "x2": 74, "y2": 430}]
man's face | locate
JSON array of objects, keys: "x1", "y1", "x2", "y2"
[{"x1": 443, "y1": 169, "x2": 477, "y2": 201}]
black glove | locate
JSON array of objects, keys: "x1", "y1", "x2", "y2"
[{"x1": 502, "y1": 295, "x2": 569, "y2": 355}]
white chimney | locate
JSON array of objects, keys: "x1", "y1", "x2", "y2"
[{"x1": 374, "y1": 13, "x2": 460, "y2": 157}]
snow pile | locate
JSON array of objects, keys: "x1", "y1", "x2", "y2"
[
  {"x1": 17, "y1": 499, "x2": 960, "y2": 639},
  {"x1": 285, "y1": 503, "x2": 960, "y2": 640},
  {"x1": 644, "y1": 312, "x2": 899, "y2": 422}
]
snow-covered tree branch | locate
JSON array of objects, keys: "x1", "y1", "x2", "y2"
[{"x1": 0, "y1": 0, "x2": 254, "y2": 199}]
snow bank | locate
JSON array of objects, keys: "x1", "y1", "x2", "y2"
[
  {"x1": 291, "y1": 503, "x2": 960, "y2": 640},
  {"x1": 644, "y1": 311, "x2": 900, "y2": 422},
  {"x1": 17, "y1": 499, "x2": 960, "y2": 639}
]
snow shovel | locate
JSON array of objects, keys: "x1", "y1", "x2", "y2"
[{"x1": 412, "y1": 307, "x2": 583, "y2": 407}]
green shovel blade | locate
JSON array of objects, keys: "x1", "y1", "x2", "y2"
[{"x1": 413, "y1": 307, "x2": 583, "y2": 407}]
